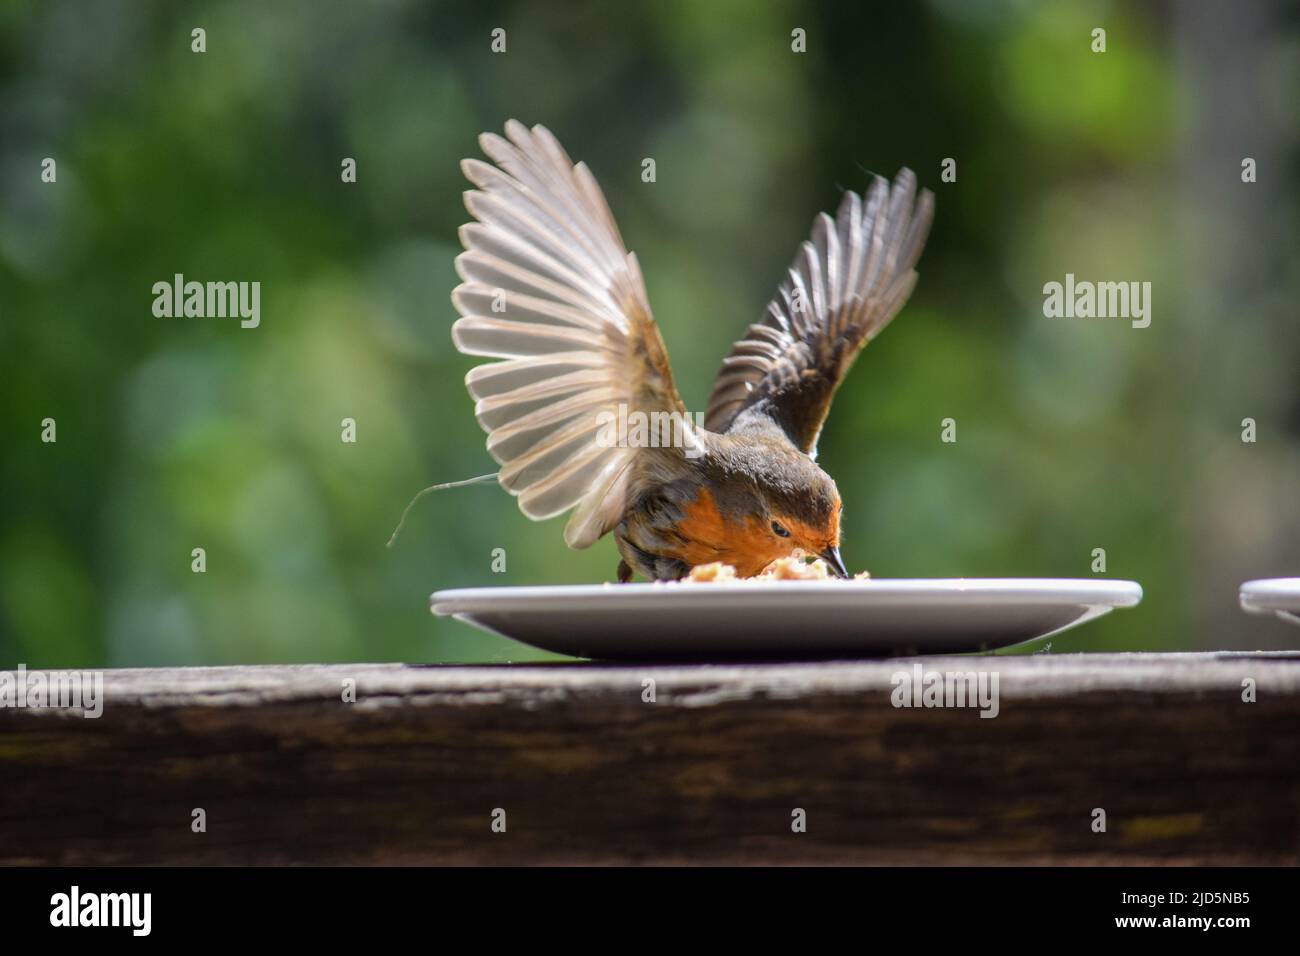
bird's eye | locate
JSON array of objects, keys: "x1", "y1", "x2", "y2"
[{"x1": 771, "y1": 520, "x2": 791, "y2": 538}]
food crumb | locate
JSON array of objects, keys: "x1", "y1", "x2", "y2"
[
  {"x1": 757, "y1": 556, "x2": 831, "y2": 580},
  {"x1": 685, "y1": 561, "x2": 738, "y2": 583},
  {"x1": 679, "y1": 557, "x2": 871, "y2": 582}
]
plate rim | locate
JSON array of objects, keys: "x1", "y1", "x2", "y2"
[
  {"x1": 1239, "y1": 577, "x2": 1300, "y2": 614},
  {"x1": 431, "y1": 577, "x2": 1145, "y2": 615}
]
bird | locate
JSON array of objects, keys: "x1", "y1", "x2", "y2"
[{"x1": 451, "y1": 121, "x2": 932, "y2": 582}]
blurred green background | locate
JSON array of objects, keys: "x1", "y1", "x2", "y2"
[{"x1": 1, "y1": 0, "x2": 1297, "y2": 666}]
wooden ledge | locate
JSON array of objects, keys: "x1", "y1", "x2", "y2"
[{"x1": 2, "y1": 653, "x2": 1298, "y2": 864}]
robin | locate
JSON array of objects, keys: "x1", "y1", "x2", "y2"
[{"x1": 452, "y1": 121, "x2": 932, "y2": 582}]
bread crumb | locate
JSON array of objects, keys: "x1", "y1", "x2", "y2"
[
  {"x1": 756, "y1": 556, "x2": 832, "y2": 580},
  {"x1": 679, "y1": 558, "x2": 870, "y2": 582},
  {"x1": 686, "y1": 561, "x2": 738, "y2": 583}
]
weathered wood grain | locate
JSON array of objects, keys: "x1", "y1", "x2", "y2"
[{"x1": 2, "y1": 653, "x2": 1297, "y2": 864}]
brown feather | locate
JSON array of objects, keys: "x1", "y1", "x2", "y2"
[{"x1": 703, "y1": 171, "x2": 934, "y2": 456}]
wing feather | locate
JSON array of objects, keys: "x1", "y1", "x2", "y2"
[
  {"x1": 703, "y1": 170, "x2": 933, "y2": 454},
  {"x1": 453, "y1": 122, "x2": 689, "y2": 547}
]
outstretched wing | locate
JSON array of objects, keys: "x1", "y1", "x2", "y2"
[
  {"x1": 453, "y1": 120, "x2": 689, "y2": 549},
  {"x1": 704, "y1": 170, "x2": 933, "y2": 455}
]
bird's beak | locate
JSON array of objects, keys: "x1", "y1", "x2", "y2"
[{"x1": 819, "y1": 546, "x2": 850, "y2": 579}]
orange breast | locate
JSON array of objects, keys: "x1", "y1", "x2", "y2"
[{"x1": 666, "y1": 487, "x2": 780, "y2": 578}]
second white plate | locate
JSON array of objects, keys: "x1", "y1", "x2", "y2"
[
  {"x1": 430, "y1": 578, "x2": 1143, "y2": 661},
  {"x1": 1240, "y1": 578, "x2": 1300, "y2": 626}
]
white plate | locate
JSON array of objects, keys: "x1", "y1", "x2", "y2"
[
  {"x1": 430, "y1": 578, "x2": 1144, "y2": 660},
  {"x1": 1239, "y1": 578, "x2": 1300, "y2": 626}
]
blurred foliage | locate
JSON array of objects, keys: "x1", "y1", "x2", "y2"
[{"x1": 1, "y1": 0, "x2": 1297, "y2": 666}]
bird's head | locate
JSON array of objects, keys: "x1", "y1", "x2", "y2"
[{"x1": 754, "y1": 451, "x2": 847, "y2": 577}]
